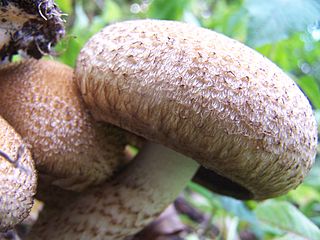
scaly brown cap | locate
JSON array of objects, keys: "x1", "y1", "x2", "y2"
[
  {"x1": 0, "y1": 59, "x2": 131, "y2": 191},
  {"x1": 76, "y1": 19, "x2": 317, "y2": 200},
  {"x1": 0, "y1": 117, "x2": 36, "y2": 231}
]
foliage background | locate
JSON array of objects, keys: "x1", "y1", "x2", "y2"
[{"x1": 52, "y1": 0, "x2": 320, "y2": 239}]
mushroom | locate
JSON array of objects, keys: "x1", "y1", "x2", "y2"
[
  {"x1": 0, "y1": 0, "x2": 65, "y2": 61},
  {"x1": 0, "y1": 59, "x2": 137, "y2": 193},
  {"x1": 0, "y1": 116, "x2": 36, "y2": 232},
  {"x1": 27, "y1": 19, "x2": 317, "y2": 240}
]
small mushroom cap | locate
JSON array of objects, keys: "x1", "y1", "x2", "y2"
[
  {"x1": 76, "y1": 19, "x2": 317, "y2": 200},
  {"x1": 0, "y1": 59, "x2": 131, "y2": 191},
  {"x1": 0, "y1": 116, "x2": 36, "y2": 231}
]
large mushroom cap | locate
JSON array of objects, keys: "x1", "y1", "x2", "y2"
[
  {"x1": 0, "y1": 117, "x2": 36, "y2": 231},
  {"x1": 0, "y1": 60, "x2": 132, "y2": 191},
  {"x1": 76, "y1": 19, "x2": 317, "y2": 200}
]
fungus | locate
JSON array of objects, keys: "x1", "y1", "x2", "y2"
[
  {"x1": 27, "y1": 20, "x2": 317, "y2": 240},
  {"x1": 0, "y1": 116, "x2": 36, "y2": 232},
  {"x1": 0, "y1": 59, "x2": 135, "y2": 192}
]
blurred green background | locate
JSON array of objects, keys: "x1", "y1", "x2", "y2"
[{"x1": 53, "y1": 0, "x2": 320, "y2": 239}]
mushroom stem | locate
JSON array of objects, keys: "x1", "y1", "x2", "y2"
[{"x1": 28, "y1": 143, "x2": 199, "y2": 240}]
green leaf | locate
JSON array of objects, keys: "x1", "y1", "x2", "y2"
[
  {"x1": 218, "y1": 196, "x2": 264, "y2": 238},
  {"x1": 255, "y1": 200, "x2": 320, "y2": 240},
  {"x1": 201, "y1": 0, "x2": 248, "y2": 41},
  {"x1": 104, "y1": 0, "x2": 122, "y2": 22},
  {"x1": 187, "y1": 182, "x2": 221, "y2": 212},
  {"x1": 303, "y1": 158, "x2": 320, "y2": 191},
  {"x1": 54, "y1": 3, "x2": 89, "y2": 66},
  {"x1": 55, "y1": 0, "x2": 73, "y2": 14},
  {"x1": 297, "y1": 75, "x2": 320, "y2": 109},
  {"x1": 244, "y1": 0, "x2": 320, "y2": 46},
  {"x1": 274, "y1": 233, "x2": 311, "y2": 240},
  {"x1": 311, "y1": 216, "x2": 320, "y2": 226},
  {"x1": 220, "y1": 196, "x2": 257, "y2": 224},
  {"x1": 286, "y1": 185, "x2": 320, "y2": 208},
  {"x1": 188, "y1": 182, "x2": 214, "y2": 200},
  {"x1": 147, "y1": 0, "x2": 190, "y2": 20}
]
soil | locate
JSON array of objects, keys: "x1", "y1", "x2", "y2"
[{"x1": 0, "y1": 0, "x2": 65, "y2": 60}]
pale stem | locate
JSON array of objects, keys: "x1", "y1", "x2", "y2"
[{"x1": 28, "y1": 143, "x2": 199, "y2": 240}]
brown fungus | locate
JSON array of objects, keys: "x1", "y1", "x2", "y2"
[
  {"x1": 76, "y1": 19, "x2": 317, "y2": 199},
  {"x1": 27, "y1": 20, "x2": 317, "y2": 240},
  {"x1": 0, "y1": 59, "x2": 134, "y2": 192},
  {"x1": 0, "y1": 116, "x2": 36, "y2": 232}
]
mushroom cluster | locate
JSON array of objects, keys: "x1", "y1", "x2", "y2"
[{"x1": 0, "y1": 17, "x2": 317, "y2": 240}]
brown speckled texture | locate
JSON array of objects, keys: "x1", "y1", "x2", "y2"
[
  {"x1": 0, "y1": 60, "x2": 130, "y2": 191},
  {"x1": 76, "y1": 20, "x2": 317, "y2": 200},
  {"x1": 28, "y1": 143, "x2": 198, "y2": 240},
  {"x1": 0, "y1": 117, "x2": 36, "y2": 231}
]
